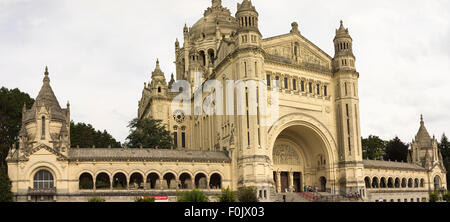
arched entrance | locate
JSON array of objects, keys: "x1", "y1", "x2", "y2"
[
  {"x1": 270, "y1": 119, "x2": 336, "y2": 194},
  {"x1": 320, "y1": 177, "x2": 327, "y2": 192}
]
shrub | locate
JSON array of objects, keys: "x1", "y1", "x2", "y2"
[
  {"x1": 136, "y1": 196, "x2": 156, "y2": 202},
  {"x1": 237, "y1": 186, "x2": 258, "y2": 202},
  {"x1": 443, "y1": 191, "x2": 450, "y2": 202},
  {"x1": 88, "y1": 195, "x2": 105, "y2": 202},
  {"x1": 177, "y1": 189, "x2": 209, "y2": 202},
  {"x1": 429, "y1": 191, "x2": 440, "y2": 202},
  {"x1": 218, "y1": 187, "x2": 236, "y2": 202}
]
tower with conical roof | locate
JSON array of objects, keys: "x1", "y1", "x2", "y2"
[
  {"x1": 332, "y1": 21, "x2": 365, "y2": 193},
  {"x1": 411, "y1": 115, "x2": 443, "y2": 169},
  {"x1": 17, "y1": 67, "x2": 70, "y2": 156}
]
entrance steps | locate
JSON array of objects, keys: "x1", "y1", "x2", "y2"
[{"x1": 272, "y1": 192, "x2": 310, "y2": 202}]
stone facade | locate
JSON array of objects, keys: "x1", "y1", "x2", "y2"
[{"x1": 7, "y1": 0, "x2": 447, "y2": 202}]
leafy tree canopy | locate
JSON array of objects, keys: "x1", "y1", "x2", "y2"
[
  {"x1": 384, "y1": 136, "x2": 408, "y2": 162},
  {"x1": 438, "y1": 134, "x2": 450, "y2": 190},
  {"x1": 218, "y1": 187, "x2": 237, "y2": 202},
  {"x1": 70, "y1": 121, "x2": 121, "y2": 148},
  {"x1": 0, "y1": 165, "x2": 13, "y2": 202},
  {"x1": 237, "y1": 186, "x2": 258, "y2": 202},
  {"x1": 362, "y1": 135, "x2": 387, "y2": 160},
  {"x1": 0, "y1": 87, "x2": 34, "y2": 167},
  {"x1": 177, "y1": 189, "x2": 209, "y2": 202},
  {"x1": 125, "y1": 118, "x2": 173, "y2": 149}
]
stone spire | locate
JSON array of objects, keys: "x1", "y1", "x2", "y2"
[
  {"x1": 212, "y1": 0, "x2": 222, "y2": 7},
  {"x1": 43, "y1": 66, "x2": 50, "y2": 84},
  {"x1": 415, "y1": 114, "x2": 432, "y2": 148},
  {"x1": 33, "y1": 66, "x2": 62, "y2": 111},
  {"x1": 335, "y1": 20, "x2": 351, "y2": 38},
  {"x1": 152, "y1": 59, "x2": 165, "y2": 78}
]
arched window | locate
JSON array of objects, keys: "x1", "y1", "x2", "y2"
[
  {"x1": 395, "y1": 178, "x2": 400, "y2": 188},
  {"x1": 95, "y1": 173, "x2": 110, "y2": 189},
  {"x1": 113, "y1": 173, "x2": 127, "y2": 190},
  {"x1": 364, "y1": 177, "x2": 371, "y2": 188},
  {"x1": 434, "y1": 176, "x2": 441, "y2": 190},
  {"x1": 372, "y1": 177, "x2": 379, "y2": 188},
  {"x1": 195, "y1": 173, "x2": 207, "y2": 189},
  {"x1": 41, "y1": 116, "x2": 46, "y2": 139},
  {"x1": 163, "y1": 173, "x2": 176, "y2": 189},
  {"x1": 130, "y1": 173, "x2": 144, "y2": 190},
  {"x1": 146, "y1": 173, "x2": 160, "y2": 189},
  {"x1": 179, "y1": 173, "x2": 192, "y2": 189},
  {"x1": 380, "y1": 177, "x2": 387, "y2": 188},
  {"x1": 414, "y1": 178, "x2": 419, "y2": 188},
  {"x1": 34, "y1": 170, "x2": 54, "y2": 189},
  {"x1": 209, "y1": 173, "x2": 222, "y2": 189},
  {"x1": 420, "y1": 179, "x2": 425, "y2": 188},
  {"x1": 408, "y1": 178, "x2": 413, "y2": 188},
  {"x1": 388, "y1": 178, "x2": 394, "y2": 188},
  {"x1": 199, "y1": 50, "x2": 206, "y2": 66},
  {"x1": 79, "y1": 173, "x2": 93, "y2": 190}
]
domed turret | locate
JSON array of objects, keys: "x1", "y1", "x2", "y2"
[
  {"x1": 236, "y1": 0, "x2": 260, "y2": 34},
  {"x1": 235, "y1": 0, "x2": 261, "y2": 48},
  {"x1": 333, "y1": 20, "x2": 355, "y2": 72},
  {"x1": 189, "y1": 0, "x2": 237, "y2": 41}
]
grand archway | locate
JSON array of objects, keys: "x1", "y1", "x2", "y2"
[{"x1": 269, "y1": 115, "x2": 337, "y2": 194}]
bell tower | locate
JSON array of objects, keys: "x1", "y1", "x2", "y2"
[{"x1": 333, "y1": 21, "x2": 365, "y2": 194}]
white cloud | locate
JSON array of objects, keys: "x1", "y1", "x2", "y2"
[{"x1": 0, "y1": 0, "x2": 448, "y2": 143}]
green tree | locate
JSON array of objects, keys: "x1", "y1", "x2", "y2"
[
  {"x1": 218, "y1": 187, "x2": 237, "y2": 202},
  {"x1": 177, "y1": 189, "x2": 209, "y2": 202},
  {"x1": 429, "y1": 190, "x2": 440, "y2": 202},
  {"x1": 0, "y1": 165, "x2": 13, "y2": 202},
  {"x1": 384, "y1": 136, "x2": 408, "y2": 162},
  {"x1": 438, "y1": 134, "x2": 450, "y2": 190},
  {"x1": 0, "y1": 87, "x2": 34, "y2": 167},
  {"x1": 70, "y1": 121, "x2": 121, "y2": 148},
  {"x1": 125, "y1": 118, "x2": 173, "y2": 149},
  {"x1": 362, "y1": 135, "x2": 386, "y2": 160},
  {"x1": 237, "y1": 186, "x2": 258, "y2": 202},
  {"x1": 443, "y1": 191, "x2": 450, "y2": 202}
]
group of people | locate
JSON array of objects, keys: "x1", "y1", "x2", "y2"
[
  {"x1": 303, "y1": 185, "x2": 318, "y2": 193},
  {"x1": 347, "y1": 191, "x2": 360, "y2": 199}
]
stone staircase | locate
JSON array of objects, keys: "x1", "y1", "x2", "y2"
[{"x1": 271, "y1": 192, "x2": 310, "y2": 202}]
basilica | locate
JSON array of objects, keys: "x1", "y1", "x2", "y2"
[{"x1": 6, "y1": 0, "x2": 447, "y2": 202}]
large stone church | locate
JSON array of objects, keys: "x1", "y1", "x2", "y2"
[{"x1": 7, "y1": 0, "x2": 447, "y2": 202}]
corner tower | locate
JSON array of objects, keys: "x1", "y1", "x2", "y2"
[
  {"x1": 235, "y1": 0, "x2": 261, "y2": 48},
  {"x1": 231, "y1": 0, "x2": 270, "y2": 197},
  {"x1": 332, "y1": 21, "x2": 365, "y2": 194},
  {"x1": 14, "y1": 67, "x2": 70, "y2": 157}
]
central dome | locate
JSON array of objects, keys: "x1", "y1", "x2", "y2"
[{"x1": 189, "y1": 0, "x2": 238, "y2": 40}]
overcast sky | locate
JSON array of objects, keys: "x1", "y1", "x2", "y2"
[{"x1": 0, "y1": 0, "x2": 449, "y2": 143}]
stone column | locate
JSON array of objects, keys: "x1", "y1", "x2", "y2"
[{"x1": 289, "y1": 172, "x2": 294, "y2": 192}]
